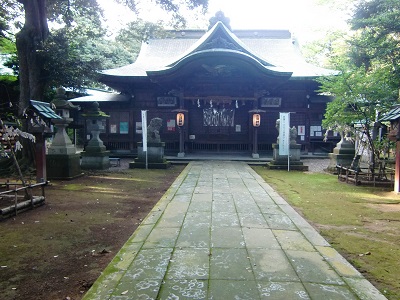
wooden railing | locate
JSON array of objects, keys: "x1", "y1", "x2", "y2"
[
  {"x1": 104, "y1": 141, "x2": 131, "y2": 150},
  {"x1": 336, "y1": 164, "x2": 394, "y2": 187},
  {"x1": 190, "y1": 142, "x2": 251, "y2": 152},
  {"x1": 0, "y1": 181, "x2": 48, "y2": 218}
]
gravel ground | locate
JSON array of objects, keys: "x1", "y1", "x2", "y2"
[
  {"x1": 302, "y1": 158, "x2": 330, "y2": 173},
  {"x1": 109, "y1": 157, "x2": 331, "y2": 173}
]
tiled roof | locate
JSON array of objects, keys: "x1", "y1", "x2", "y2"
[
  {"x1": 102, "y1": 22, "x2": 336, "y2": 79},
  {"x1": 380, "y1": 105, "x2": 400, "y2": 121},
  {"x1": 30, "y1": 100, "x2": 61, "y2": 120},
  {"x1": 242, "y1": 38, "x2": 336, "y2": 77},
  {"x1": 69, "y1": 89, "x2": 131, "y2": 102}
]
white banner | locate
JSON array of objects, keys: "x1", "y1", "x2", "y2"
[
  {"x1": 279, "y1": 112, "x2": 290, "y2": 155},
  {"x1": 141, "y1": 110, "x2": 147, "y2": 152}
]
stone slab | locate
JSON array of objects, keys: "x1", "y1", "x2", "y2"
[{"x1": 83, "y1": 161, "x2": 387, "y2": 300}]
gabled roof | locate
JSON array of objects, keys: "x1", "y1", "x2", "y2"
[{"x1": 101, "y1": 21, "x2": 336, "y2": 81}]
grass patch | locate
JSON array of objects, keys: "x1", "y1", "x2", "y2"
[{"x1": 253, "y1": 166, "x2": 400, "y2": 300}]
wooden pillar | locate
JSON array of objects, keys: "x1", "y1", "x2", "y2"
[
  {"x1": 253, "y1": 127, "x2": 258, "y2": 155},
  {"x1": 34, "y1": 133, "x2": 47, "y2": 183}
]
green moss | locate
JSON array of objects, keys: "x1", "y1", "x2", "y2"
[{"x1": 60, "y1": 183, "x2": 85, "y2": 191}]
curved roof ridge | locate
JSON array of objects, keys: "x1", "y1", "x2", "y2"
[
  {"x1": 166, "y1": 21, "x2": 277, "y2": 68},
  {"x1": 147, "y1": 49, "x2": 292, "y2": 78}
]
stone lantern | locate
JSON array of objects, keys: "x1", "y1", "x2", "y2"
[
  {"x1": 80, "y1": 101, "x2": 110, "y2": 169},
  {"x1": 47, "y1": 87, "x2": 82, "y2": 179},
  {"x1": 248, "y1": 109, "x2": 264, "y2": 159},
  {"x1": 326, "y1": 131, "x2": 358, "y2": 173}
]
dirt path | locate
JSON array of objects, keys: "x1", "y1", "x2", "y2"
[{"x1": 0, "y1": 164, "x2": 185, "y2": 300}]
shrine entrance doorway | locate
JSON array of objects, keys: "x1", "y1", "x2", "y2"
[{"x1": 185, "y1": 97, "x2": 255, "y2": 153}]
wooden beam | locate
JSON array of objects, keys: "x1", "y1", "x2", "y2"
[{"x1": 183, "y1": 96, "x2": 256, "y2": 101}]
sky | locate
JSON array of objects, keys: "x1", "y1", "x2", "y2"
[{"x1": 97, "y1": 0, "x2": 351, "y2": 44}]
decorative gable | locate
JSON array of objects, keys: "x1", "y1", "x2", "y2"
[
  {"x1": 166, "y1": 21, "x2": 275, "y2": 68},
  {"x1": 198, "y1": 36, "x2": 242, "y2": 52}
]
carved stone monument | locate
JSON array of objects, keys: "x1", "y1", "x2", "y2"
[
  {"x1": 267, "y1": 118, "x2": 308, "y2": 170},
  {"x1": 130, "y1": 117, "x2": 170, "y2": 169}
]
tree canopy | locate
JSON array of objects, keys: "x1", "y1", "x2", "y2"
[
  {"x1": 318, "y1": 0, "x2": 400, "y2": 136},
  {"x1": 0, "y1": 0, "x2": 209, "y2": 115},
  {"x1": 313, "y1": 0, "x2": 400, "y2": 167}
]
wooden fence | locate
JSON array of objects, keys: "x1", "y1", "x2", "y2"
[
  {"x1": 336, "y1": 164, "x2": 394, "y2": 187},
  {"x1": 0, "y1": 181, "x2": 48, "y2": 218}
]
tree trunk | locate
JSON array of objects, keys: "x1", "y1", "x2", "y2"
[
  {"x1": 15, "y1": 0, "x2": 49, "y2": 169},
  {"x1": 16, "y1": 0, "x2": 49, "y2": 115}
]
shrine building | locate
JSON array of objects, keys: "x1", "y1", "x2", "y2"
[{"x1": 72, "y1": 13, "x2": 338, "y2": 157}]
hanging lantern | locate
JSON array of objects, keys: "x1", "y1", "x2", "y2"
[
  {"x1": 176, "y1": 112, "x2": 185, "y2": 127},
  {"x1": 253, "y1": 113, "x2": 261, "y2": 127}
]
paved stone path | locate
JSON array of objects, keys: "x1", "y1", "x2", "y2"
[{"x1": 83, "y1": 161, "x2": 386, "y2": 300}]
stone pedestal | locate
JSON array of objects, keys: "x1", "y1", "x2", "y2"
[
  {"x1": 81, "y1": 125, "x2": 110, "y2": 170},
  {"x1": 47, "y1": 153, "x2": 82, "y2": 180},
  {"x1": 327, "y1": 138, "x2": 357, "y2": 173},
  {"x1": 130, "y1": 142, "x2": 170, "y2": 169},
  {"x1": 47, "y1": 118, "x2": 82, "y2": 179},
  {"x1": 267, "y1": 143, "x2": 308, "y2": 170},
  {"x1": 81, "y1": 151, "x2": 110, "y2": 169}
]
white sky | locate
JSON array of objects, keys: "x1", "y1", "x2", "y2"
[{"x1": 97, "y1": 0, "x2": 350, "y2": 44}]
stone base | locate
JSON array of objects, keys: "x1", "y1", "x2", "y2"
[
  {"x1": 129, "y1": 160, "x2": 171, "y2": 169},
  {"x1": 47, "y1": 153, "x2": 83, "y2": 180},
  {"x1": 326, "y1": 153, "x2": 359, "y2": 173},
  {"x1": 268, "y1": 143, "x2": 308, "y2": 170},
  {"x1": 326, "y1": 139, "x2": 358, "y2": 173},
  {"x1": 137, "y1": 142, "x2": 165, "y2": 163},
  {"x1": 252, "y1": 153, "x2": 260, "y2": 159},
  {"x1": 134, "y1": 142, "x2": 169, "y2": 168},
  {"x1": 81, "y1": 151, "x2": 110, "y2": 170},
  {"x1": 272, "y1": 143, "x2": 301, "y2": 161}
]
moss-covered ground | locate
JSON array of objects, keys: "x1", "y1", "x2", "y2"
[{"x1": 253, "y1": 166, "x2": 400, "y2": 300}]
